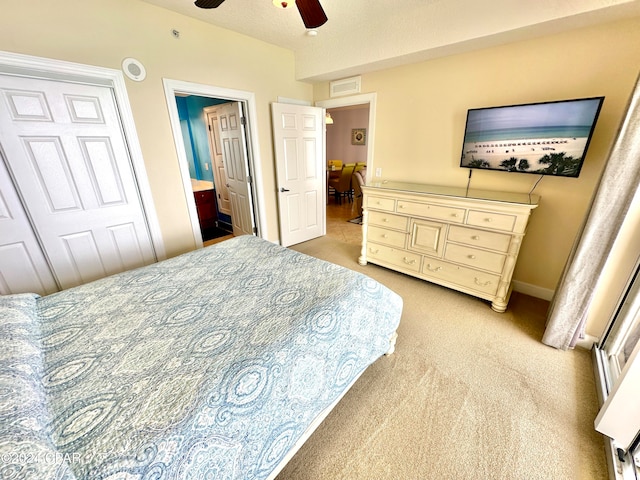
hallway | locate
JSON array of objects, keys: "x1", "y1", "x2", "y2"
[{"x1": 325, "y1": 196, "x2": 362, "y2": 246}]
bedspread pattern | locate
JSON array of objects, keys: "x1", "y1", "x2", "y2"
[{"x1": 0, "y1": 235, "x2": 402, "y2": 479}]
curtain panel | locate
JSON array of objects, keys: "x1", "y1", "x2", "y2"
[{"x1": 543, "y1": 73, "x2": 640, "y2": 350}]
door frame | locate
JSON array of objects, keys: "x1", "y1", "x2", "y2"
[
  {"x1": 162, "y1": 79, "x2": 266, "y2": 248},
  {"x1": 316, "y1": 93, "x2": 377, "y2": 184},
  {"x1": 0, "y1": 50, "x2": 166, "y2": 260}
]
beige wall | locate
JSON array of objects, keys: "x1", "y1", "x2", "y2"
[
  {"x1": 0, "y1": 0, "x2": 313, "y2": 256},
  {"x1": 315, "y1": 17, "x2": 640, "y2": 337}
]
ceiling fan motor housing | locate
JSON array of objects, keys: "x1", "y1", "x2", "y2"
[{"x1": 194, "y1": 0, "x2": 328, "y2": 29}]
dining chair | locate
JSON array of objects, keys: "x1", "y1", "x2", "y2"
[
  {"x1": 328, "y1": 164, "x2": 355, "y2": 204},
  {"x1": 352, "y1": 168, "x2": 366, "y2": 218}
]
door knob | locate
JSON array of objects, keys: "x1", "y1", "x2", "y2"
[{"x1": 280, "y1": 187, "x2": 290, "y2": 192}]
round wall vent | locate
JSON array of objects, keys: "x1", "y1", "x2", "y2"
[{"x1": 122, "y1": 58, "x2": 146, "y2": 82}]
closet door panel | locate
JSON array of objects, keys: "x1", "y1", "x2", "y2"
[
  {"x1": 0, "y1": 75, "x2": 156, "y2": 289},
  {"x1": 0, "y1": 154, "x2": 58, "y2": 295}
]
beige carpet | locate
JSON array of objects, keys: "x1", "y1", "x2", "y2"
[{"x1": 277, "y1": 236, "x2": 608, "y2": 480}]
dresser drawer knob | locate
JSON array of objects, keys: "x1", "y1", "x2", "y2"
[
  {"x1": 403, "y1": 257, "x2": 416, "y2": 265},
  {"x1": 468, "y1": 255, "x2": 476, "y2": 260},
  {"x1": 382, "y1": 234, "x2": 388, "y2": 238},
  {"x1": 369, "y1": 248, "x2": 379, "y2": 254},
  {"x1": 383, "y1": 218, "x2": 389, "y2": 222},
  {"x1": 474, "y1": 277, "x2": 492, "y2": 287},
  {"x1": 472, "y1": 235, "x2": 480, "y2": 240},
  {"x1": 426, "y1": 264, "x2": 442, "y2": 272},
  {"x1": 398, "y1": 204, "x2": 405, "y2": 209},
  {"x1": 452, "y1": 213, "x2": 459, "y2": 217},
  {"x1": 485, "y1": 218, "x2": 493, "y2": 222}
]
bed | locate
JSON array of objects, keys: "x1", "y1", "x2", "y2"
[{"x1": 0, "y1": 235, "x2": 402, "y2": 479}]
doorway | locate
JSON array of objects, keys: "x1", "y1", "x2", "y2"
[
  {"x1": 174, "y1": 94, "x2": 233, "y2": 244},
  {"x1": 163, "y1": 79, "x2": 267, "y2": 249},
  {"x1": 317, "y1": 94, "x2": 377, "y2": 246}
]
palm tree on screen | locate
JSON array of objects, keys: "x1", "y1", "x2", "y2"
[{"x1": 537, "y1": 152, "x2": 581, "y2": 176}]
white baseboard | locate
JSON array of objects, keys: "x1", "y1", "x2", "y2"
[{"x1": 512, "y1": 280, "x2": 554, "y2": 301}]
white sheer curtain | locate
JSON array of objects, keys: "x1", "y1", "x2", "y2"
[{"x1": 543, "y1": 73, "x2": 640, "y2": 350}]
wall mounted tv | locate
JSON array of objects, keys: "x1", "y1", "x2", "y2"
[{"x1": 460, "y1": 97, "x2": 604, "y2": 178}]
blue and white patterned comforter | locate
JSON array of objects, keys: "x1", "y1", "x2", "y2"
[{"x1": 0, "y1": 235, "x2": 402, "y2": 479}]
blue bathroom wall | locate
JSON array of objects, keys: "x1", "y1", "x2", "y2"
[{"x1": 175, "y1": 95, "x2": 228, "y2": 182}]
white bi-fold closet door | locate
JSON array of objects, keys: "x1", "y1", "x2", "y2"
[{"x1": 0, "y1": 73, "x2": 156, "y2": 295}]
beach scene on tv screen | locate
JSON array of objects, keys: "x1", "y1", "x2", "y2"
[{"x1": 460, "y1": 99, "x2": 602, "y2": 177}]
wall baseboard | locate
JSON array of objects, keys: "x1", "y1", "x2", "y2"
[{"x1": 512, "y1": 280, "x2": 554, "y2": 301}]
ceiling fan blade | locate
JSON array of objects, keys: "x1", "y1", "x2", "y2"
[
  {"x1": 194, "y1": 0, "x2": 226, "y2": 8},
  {"x1": 296, "y1": 0, "x2": 328, "y2": 29}
]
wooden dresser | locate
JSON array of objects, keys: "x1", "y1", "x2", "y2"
[{"x1": 360, "y1": 182, "x2": 539, "y2": 312}]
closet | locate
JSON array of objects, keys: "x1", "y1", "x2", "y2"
[{"x1": 0, "y1": 72, "x2": 156, "y2": 295}]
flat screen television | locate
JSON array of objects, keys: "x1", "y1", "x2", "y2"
[{"x1": 460, "y1": 97, "x2": 604, "y2": 178}]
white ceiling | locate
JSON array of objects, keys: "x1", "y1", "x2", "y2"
[{"x1": 140, "y1": 0, "x2": 640, "y2": 82}]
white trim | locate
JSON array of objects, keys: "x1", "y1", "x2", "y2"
[
  {"x1": 316, "y1": 93, "x2": 377, "y2": 185},
  {"x1": 511, "y1": 280, "x2": 554, "y2": 301},
  {"x1": 592, "y1": 347, "x2": 637, "y2": 480},
  {"x1": 162, "y1": 79, "x2": 267, "y2": 246},
  {"x1": 0, "y1": 50, "x2": 166, "y2": 260}
]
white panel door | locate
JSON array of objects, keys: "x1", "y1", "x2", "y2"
[
  {"x1": 217, "y1": 102, "x2": 254, "y2": 236},
  {"x1": 0, "y1": 153, "x2": 58, "y2": 295},
  {"x1": 0, "y1": 75, "x2": 156, "y2": 289},
  {"x1": 271, "y1": 103, "x2": 325, "y2": 247},
  {"x1": 204, "y1": 106, "x2": 231, "y2": 216}
]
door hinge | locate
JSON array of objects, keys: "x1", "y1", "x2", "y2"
[
  {"x1": 208, "y1": 124, "x2": 211, "y2": 131},
  {"x1": 253, "y1": 226, "x2": 258, "y2": 234},
  {"x1": 247, "y1": 175, "x2": 252, "y2": 184},
  {"x1": 241, "y1": 116, "x2": 247, "y2": 125}
]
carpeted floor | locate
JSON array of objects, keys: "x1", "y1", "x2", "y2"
[{"x1": 278, "y1": 236, "x2": 607, "y2": 480}]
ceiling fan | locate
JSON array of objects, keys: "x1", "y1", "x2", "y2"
[{"x1": 193, "y1": 0, "x2": 328, "y2": 29}]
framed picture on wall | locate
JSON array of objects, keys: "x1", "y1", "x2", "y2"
[{"x1": 351, "y1": 128, "x2": 366, "y2": 145}]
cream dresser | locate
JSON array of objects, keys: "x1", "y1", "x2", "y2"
[{"x1": 360, "y1": 181, "x2": 539, "y2": 312}]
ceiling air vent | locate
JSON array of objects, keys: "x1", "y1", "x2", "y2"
[{"x1": 330, "y1": 76, "x2": 361, "y2": 97}]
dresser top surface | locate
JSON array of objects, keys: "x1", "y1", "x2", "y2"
[{"x1": 364, "y1": 181, "x2": 539, "y2": 206}]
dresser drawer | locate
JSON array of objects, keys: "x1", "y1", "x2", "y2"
[
  {"x1": 422, "y1": 258, "x2": 500, "y2": 296},
  {"x1": 448, "y1": 225, "x2": 511, "y2": 252},
  {"x1": 367, "y1": 225, "x2": 407, "y2": 248},
  {"x1": 444, "y1": 243, "x2": 506, "y2": 274},
  {"x1": 467, "y1": 210, "x2": 516, "y2": 232},
  {"x1": 366, "y1": 242, "x2": 421, "y2": 273},
  {"x1": 366, "y1": 195, "x2": 396, "y2": 212},
  {"x1": 397, "y1": 201, "x2": 465, "y2": 223},
  {"x1": 368, "y1": 211, "x2": 408, "y2": 231}
]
